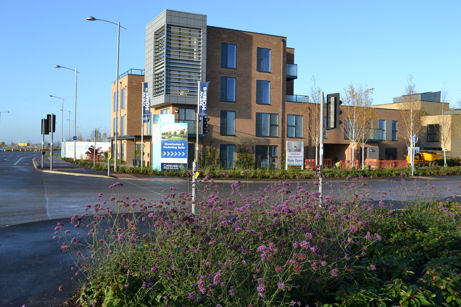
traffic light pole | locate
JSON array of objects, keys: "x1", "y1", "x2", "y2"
[
  {"x1": 41, "y1": 133, "x2": 45, "y2": 169},
  {"x1": 318, "y1": 91, "x2": 325, "y2": 204}
]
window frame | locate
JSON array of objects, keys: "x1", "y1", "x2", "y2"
[
  {"x1": 121, "y1": 88, "x2": 126, "y2": 109},
  {"x1": 256, "y1": 112, "x2": 279, "y2": 137},
  {"x1": 221, "y1": 43, "x2": 237, "y2": 69},
  {"x1": 257, "y1": 47, "x2": 271, "y2": 73},
  {"x1": 220, "y1": 144, "x2": 236, "y2": 169},
  {"x1": 220, "y1": 76, "x2": 236, "y2": 102},
  {"x1": 220, "y1": 110, "x2": 236, "y2": 136},
  {"x1": 287, "y1": 114, "x2": 303, "y2": 138},
  {"x1": 256, "y1": 80, "x2": 271, "y2": 105}
]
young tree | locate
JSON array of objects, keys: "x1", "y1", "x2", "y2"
[
  {"x1": 439, "y1": 91, "x2": 451, "y2": 167},
  {"x1": 343, "y1": 84, "x2": 375, "y2": 169},
  {"x1": 400, "y1": 79, "x2": 423, "y2": 175},
  {"x1": 308, "y1": 80, "x2": 321, "y2": 165}
]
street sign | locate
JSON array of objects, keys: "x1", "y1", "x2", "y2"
[
  {"x1": 160, "y1": 122, "x2": 188, "y2": 168},
  {"x1": 72, "y1": 136, "x2": 77, "y2": 141},
  {"x1": 198, "y1": 81, "x2": 209, "y2": 117}
]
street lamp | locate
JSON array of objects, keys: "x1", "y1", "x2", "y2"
[
  {"x1": 86, "y1": 16, "x2": 126, "y2": 172},
  {"x1": 49, "y1": 95, "x2": 64, "y2": 146},
  {"x1": 55, "y1": 65, "x2": 78, "y2": 161}
]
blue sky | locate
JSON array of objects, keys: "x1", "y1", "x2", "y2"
[{"x1": 1, "y1": 0, "x2": 460, "y2": 144}]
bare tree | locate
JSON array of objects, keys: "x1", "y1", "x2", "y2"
[
  {"x1": 343, "y1": 84, "x2": 375, "y2": 168},
  {"x1": 400, "y1": 78, "x2": 423, "y2": 175},
  {"x1": 439, "y1": 91, "x2": 451, "y2": 167},
  {"x1": 308, "y1": 79, "x2": 321, "y2": 165}
]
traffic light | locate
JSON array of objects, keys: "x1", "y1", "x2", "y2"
[
  {"x1": 41, "y1": 118, "x2": 49, "y2": 135},
  {"x1": 326, "y1": 93, "x2": 342, "y2": 130},
  {"x1": 202, "y1": 116, "x2": 210, "y2": 135},
  {"x1": 47, "y1": 114, "x2": 56, "y2": 133}
]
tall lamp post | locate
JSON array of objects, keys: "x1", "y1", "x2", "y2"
[
  {"x1": 86, "y1": 16, "x2": 125, "y2": 172},
  {"x1": 55, "y1": 65, "x2": 78, "y2": 161},
  {"x1": 49, "y1": 95, "x2": 64, "y2": 146}
]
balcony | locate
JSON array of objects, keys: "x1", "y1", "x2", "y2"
[
  {"x1": 286, "y1": 64, "x2": 297, "y2": 79},
  {"x1": 286, "y1": 94, "x2": 309, "y2": 103}
]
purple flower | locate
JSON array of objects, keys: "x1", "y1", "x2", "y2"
[
  {"x1": 277, "y1": 282, "x2": 285, "y2": 290},
  {"x1": 368, "y1": 264, "x2": 376, "y2": 271},
  {"x1": 304, "y1": 232, "x2": 313, "y2": 239},
  {"x1": 331, "y1": 268, "x2": 339, "y2": 277},
  {"x1": 187, "y1": 291, "x2": 196, "y2": 299},
  {"x1": 374, "y1": 233, "x2": 382, "y2": 241},
  {"x1": 365, "y1": 231, "x2": 372, "y2": 240},
  {"x1": 257, "y1": 284, "x2": 265, "y2": 297},
  {"x1": 299, "y1": 241, "x2": 310, "y2": 249}
]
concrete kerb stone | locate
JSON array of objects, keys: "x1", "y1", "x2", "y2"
[{"x1": 32, "y1": 157, "x2": 112, "y2": 179}]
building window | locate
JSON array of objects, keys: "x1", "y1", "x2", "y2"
[
  {"x1": 160, "y1": 109, "x2": 170, "y2": 114},
  {"x1": 220, "y1": 144, "x2": 235, "y2": 169},
  {"x1": 257, "y1": 48, "x2": 271, "y2": 72},
  {"x1": 255, "y1": 145, "x2": 278, "y2": 169},
  {"x1": 113, "y1": 94, "x2": 117, "y2": 111},
  {"x1": 427, "y1": 124, "x2": 440, "y2": 142},
  {"x1": 121, "y1": 88, "x2": 126, "y2": 109},
  {"x1": 178, "y1": 108, "x2": 196, "y2": 135},
  {"x1": 256, "y1": 113, "x2": 278, "y2": 137},
  {"x1": 121, "y1": 115, "x2": 126, "y2": 136},
  {"x1": 391, "y1": 120, "x2": 398, "y2": 141},
  {"x1": 220, "y1": 77, "x2": 236, "y2": 102},
  {"x1": 220, "y1": 111, "x2": 236, "y2": 136},
  {"x1": 256, "y1": 80, "x2": 271, "y2": 105},
  {"x1": 221, "y1": 43, "x2": 237, "y2": 69},
  {"x1": 385, "y1": 147, "x2": 397, "y2": 160},
  {"x1": 121, "y1": 143, "x2": 125, "y2": 162},
  {"x1": 287, "y1": 115, "x2": 303, "y2": 138}
]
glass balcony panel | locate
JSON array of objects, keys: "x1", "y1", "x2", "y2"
[{"x1": 286, "y1": 64, "x2": 297, "y2": 79}]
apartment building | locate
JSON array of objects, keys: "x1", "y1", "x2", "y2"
[{"x1": 110, "y1": 10, "x2": 461, "y2": 170}]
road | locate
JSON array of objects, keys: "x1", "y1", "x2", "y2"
[{"x1": 0, "y1": 151, "x2": 460, "y2": 306}]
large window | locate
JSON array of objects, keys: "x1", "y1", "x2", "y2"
[
  {"x1": 160, "y1": 109, "x2": 170, "y2": 114},
  {"x1": 220, "y1": 77, "x2": 236, "y2": 102},
  {"x1": 121, "y1": 115, "x2": 126, "y2": 136},
  {"x1": 427, "y1": 124, "x2": 440, "y2": 142},
  {"x1": 255, "y1": 145, "x2": 278, "y2": 169},
  {"x1": 257, "y1": 48, "x2": 271, "y2": 72},
  {"x1": 256, "y1": 80, "x2": 270, "y2": 105},
  {"x1": 287, "y1": 115, "x2": 303, "y2": 138},
  {"x1": 391, "y1": 120, "x2": 398, "y2": 141},
  {"x1": 220, "y1": 144, "x2": 235, "y2": 169},
  {"x1": 221, "y1": 43, "x2": 237, "y2": 69},
  {"x1": 178, "y1": 108, "x2": 196, "y2": 135},
  {"x1": 121, "y1": 88, "x2": 126, "y2": 109},
  {"x1": 220, "y1": 111, "x2": 235, "y2": 136},
  {"x1": 256, "y1": 113, "x2": 278, "y2": 137}
]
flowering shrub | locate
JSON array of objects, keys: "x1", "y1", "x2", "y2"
[{"x1": 55, "y1": 180, "x2": 460, "y2": 305}]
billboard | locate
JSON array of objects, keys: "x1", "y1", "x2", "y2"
[
  {"x1": 159, "y1": 122, "x2": 188, "y2": 171},
  {"x1": 286, "y1": 141, "x2": 304, "y2": 168}
]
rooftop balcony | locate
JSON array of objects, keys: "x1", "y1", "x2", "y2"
[
  {"x1": 286, "y1": 94, "x2": 309, "y2": 103},
  {"x1": 286, "y1": 64, "x2": 297, "y2": 79}
]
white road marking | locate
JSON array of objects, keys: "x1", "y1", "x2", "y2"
[{"x1": 13, "y1": 157, "x2": 25, "y2": 165}]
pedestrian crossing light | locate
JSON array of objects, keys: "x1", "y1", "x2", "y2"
[
  {"x1": 326, "y1": 93, "x2": 342, "y2": 130},
  {"x1": 202, "y1": 116, "x2": 210, "y2": 135}
]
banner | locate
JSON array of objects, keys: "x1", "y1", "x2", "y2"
[
  {"x1": 198, "y1": 81, "x2": 209, "y2": 117},
  {"x1": 142, "y1": 82, "x2": 151, "y2": 123},
  {"x1": 160, "y1": 122, "x2": 188, "y2": 170},
  {"x1": 286, "y1": 141, "x2": 304, "y2": 167}
]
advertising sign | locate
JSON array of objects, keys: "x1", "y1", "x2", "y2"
[
  {"x1": 142, "y1": 82, "x2": 151, "y2": 123},
  {"x1": 286, "y1": 141, "x2": 304, "y2": 167},
  {"x1": 198, "y1": 81, "x2": 209, "y2": 117},
  {"x1": 160, "y1": 122, "x2": 188, "y2": 170}
]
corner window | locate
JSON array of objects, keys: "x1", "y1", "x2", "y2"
[
  {"x1": 220, "y1": 144, "x2": 235, "y2": 169},
  {"x1": 257, "y1": 48, "x2": 271, "y2": 72},
  {"x1": 221, "y1": 43, "x2": 237, "y2": 69},
  {"x1": 256, "y1": 80, "x2": 270, "y2": 105},
  {"x1": 256, "y1": 113, "x2": 278, "y2": 137},
  {"x1": 121, "y1": 88, "x2": 126, "y2": 109},
  {"x1": 178, "y1": 108, "x2": 196, "y2": 135},
  {"x1": 220, "y1": 77, "x2": 236, "y2": 102},
  {"x1": 220, "y1": 111, "x2": 236, "y2": 136},
  {"x1": 287, "y1": 115, "x2": 303, "y2": 138}
]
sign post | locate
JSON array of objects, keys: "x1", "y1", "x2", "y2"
[
  {"x1": 318, "y1": 92, "x2": 325, "y2": 204},
  {"x1": 192, "y1": 81, "x2": 209, "y2": 214},
  {"x1": 141, "y1": 82, "x2": 151, "y2": 170},
  {"x1": 41, "y1": 118, "x2": 49, "y2": 169},
  {"x1": 47, "y1": 114, "x2": 56, "y2": 171}
]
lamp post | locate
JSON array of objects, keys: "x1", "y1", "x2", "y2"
[
  {"x1": 55, "y1": 65, "x2": 78, "y2": 161},
  {"x1": 49, "y1": 95, "x2": 64, "y2": 146},
  {"x1": 86, "y1": 16, "x2": 126, "y2": 172}
]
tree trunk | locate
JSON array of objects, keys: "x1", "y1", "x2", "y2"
[
  {"x1": 361, "y1": 144, "x2": 365, "y2": 170},
  {"x1": 351, "y1": 143, "x2": 355, "y2": 169},
  {"x1": 443, "y1": 149, "x2": 447, "y2": 167},
  {"x1": 315, "y1": 145, "x2": 318, "y2": 166}
]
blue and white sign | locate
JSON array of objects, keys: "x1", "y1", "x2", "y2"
[
  {"x1": 72, "y1": 136, "x2": 77, "y2": 141},
  {"x1": 142, "y1": 82, "x2": 151, "y2": 123},
  {"x1": 198, "y1": 81, "x2": 209, "y2": 117},
  {"x1": 160, "y1": 123, "x2": 188, "y2": 165}
]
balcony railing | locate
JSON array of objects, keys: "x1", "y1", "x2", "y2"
[
  {"x1": 118, "y1": 68, "x2": 145, "y2": 79},
  {"x1": 286, "y1": 94, "x2": 309, "y2": 103},
  {"x1": 286, "y1": 64, "x2": 297, "y2": 79}
]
